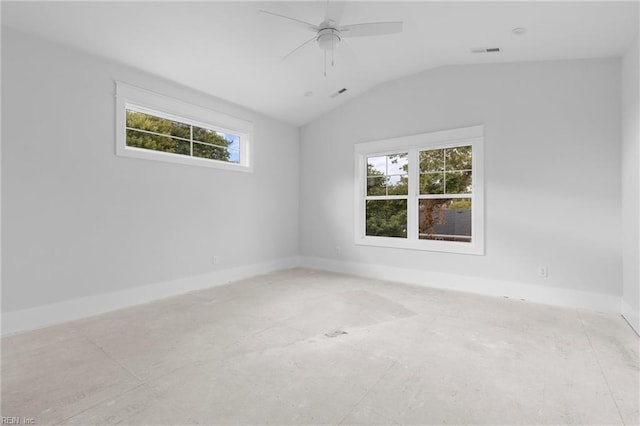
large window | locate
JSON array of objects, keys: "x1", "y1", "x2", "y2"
[
  {"x1": 115, "y1": 82, "x2": 253, "y2": 171},
  {"x1": 355, "y1": 125, "x2": 484, "y2": 255}
]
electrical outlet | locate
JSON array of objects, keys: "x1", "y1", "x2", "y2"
[
  {"x1": 212, "y1": 256, "x2": 220, "y2": 265},
  {"x1": 537, "y1": 266, "x2": 548, "y2": 278}
]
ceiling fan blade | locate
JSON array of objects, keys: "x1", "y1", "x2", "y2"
[
  {"x1": 283, "y1": 36, "x2": 318, "y2": 61},
  {"x1": 340, "y1": 22, "x2": 403, "y2": 37},
  {"x1": 259, "y1": 10, "x2": 319, "y2": 32},
  {"x1": 338, "y1": 38, "x2": 359, "y2": 66}
]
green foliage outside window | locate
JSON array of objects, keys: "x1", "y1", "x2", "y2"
[
  {"x1": 366, "y1": 199, "x2": 407, "y2": 238},
  {"x1": 366, "y1": 164, "x2": 407, "y2": 238},
  {"x1": 418, "y1": 146, "x2": 472, "y2": 240},
  {"x1": 419, "y1": 146, "x2": 472, "y2": 198},
  {"x1": 364, "y1": 147, "x2": 472, "y2": 240},
  {"x1": 126, "y1": 110, "x2": 231, "y2": 162}
]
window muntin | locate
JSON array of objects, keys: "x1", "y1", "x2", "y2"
[
  {"x1": 354, "y1": 125, "x2": 484, "y2": 255},
  {"x1": 366, "y1": 153, "x2": 408, "y2": 196},
  {"x1": 419, "y1": 146, "x2": 473, "y2": 193},
  {"x1": 115, "y1": 81, "x2": 253, "y2": 172}
]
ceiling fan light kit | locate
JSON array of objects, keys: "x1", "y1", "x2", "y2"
[{"x1": 317, "y1": 27, "x2": 341, "y2": 52}]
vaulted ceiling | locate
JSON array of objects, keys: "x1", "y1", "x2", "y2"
[{"x1": 3, "y1": 1, "x2": 637, "y2": 126}]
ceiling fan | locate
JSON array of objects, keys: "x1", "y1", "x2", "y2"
[{"x1": 259, "y1": 2, "x2": 403, "y2": 76}]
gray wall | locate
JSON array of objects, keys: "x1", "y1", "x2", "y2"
[
  {"x1": 300, "y1": 58, "x2": 622, "y2": 298},
  {"x1": 1, "y1": 28, "x2": 300, "y2": 312},
  {"x1": 1, "y1": 26, "x2": 630, "y2": 322}
]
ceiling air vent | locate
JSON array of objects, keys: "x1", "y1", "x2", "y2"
[
  {"x1": 330, "y1": 88, "x2": 347, "y2": 98},
  {"x1": 470, "y1": 47, "x2": 501, "y2": 54}
]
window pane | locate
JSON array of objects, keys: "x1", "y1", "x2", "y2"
[
  {"x1": 229, "y1": 150, "x2": 240, "y2": 163},
  {"x1": 226, "y1": 134, "x2": 240, "y2": 152},
  {"x1": 126, "y1": 110, "x2": 190, "y2": 140},
  {"x1": 420, "y1": 173, "x2": 444, "y2": 194},
  {"x1": 387, "y1": 175, "x2": 408, "y2": 195},
  {"x1": 126, "y1": 129, "x2": 190, "y2": 156},
  {"x1": 367, "y1": 156, "x2": 386, "y2": 175},
  {"x1": 387, "y1": 153, "x2": 408, "y2": 175},
  {"x1": 419, "y1": 198, "x2": 472, "y2": 242},
  {"x1": 193, "y1": 127, "x2": 229, "y2": 147},
  {"x1": 366, "y1": 200, "x2": 407, "y2": 238},
  {"x1": 367, "y1": 176, "x2": 387, "y2": 196},
  {"x1": 420, "y1": 149, "x2": 444, "y2": 173},
  {"x1": 445, "y1": 146, "x2": 472, "y2": 171},
  {"x1": 445, "y1": 171, "x2": 472, "y2": 194},
  {"x1": 193, "y1": 142, "x2": 234, "y2": 162}
]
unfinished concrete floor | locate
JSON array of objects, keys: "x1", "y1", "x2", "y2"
[{"x1": 2, "y1": 268, "x2": 639, "y2": 425}]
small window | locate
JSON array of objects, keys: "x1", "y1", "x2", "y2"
[
  {"x1": 115, "y1": 82, "x2": 253, "y2": 171},
  {"x1": 355, "y1": 125, "x2": 484, "y2": 255}
]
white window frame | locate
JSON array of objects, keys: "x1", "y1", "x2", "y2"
[
  {"x1": 115, "y1": 81, "x2": 253, "y2": 172},
  {"x1": 354, "y1": 125, "x2": 485, "y2": 255}
]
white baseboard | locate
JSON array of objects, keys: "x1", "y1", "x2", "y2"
[
  {"x1": 622, "y1": 300, "x2": 640, "y2": 335},
  {"x1": 3, "y1": 255, "x2": 623, "y2": 336},
  {"x1": 300, "y1": 256, "x2": 621, "y2": 313},
  {"x1": 2, "y1": 256, "x2": 301, "y2": 336}
]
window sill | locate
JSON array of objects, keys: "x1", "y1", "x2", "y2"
[
  {"x1": 355, "y1": 236, "x2": 485, "y2": 255},
  {"x1": 116, "y1": 145, "x2": 253, "y2": 172}
]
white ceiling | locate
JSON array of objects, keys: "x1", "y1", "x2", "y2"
[{"x1": 2, "y1": 1, "x2": 638, "y2": 126}]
